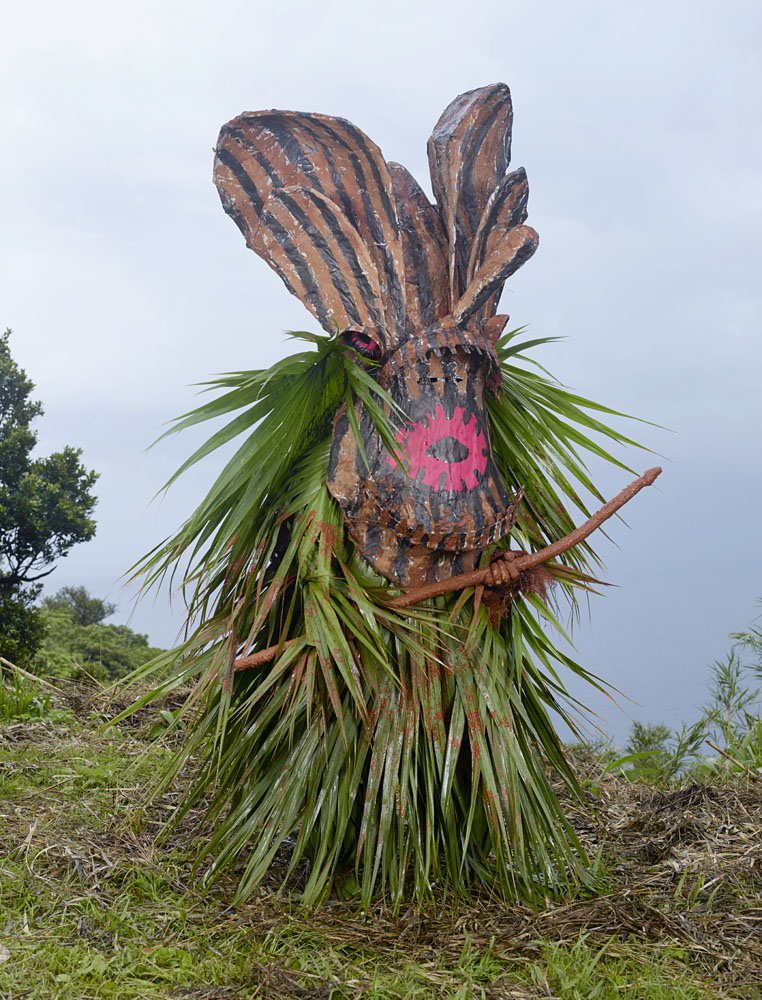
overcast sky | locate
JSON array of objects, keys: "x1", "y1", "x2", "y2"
[{"x1": 2, "y1": 0, "x2": 760, "y2": 741}]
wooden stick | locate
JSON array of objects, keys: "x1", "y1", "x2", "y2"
[
  {"x1": 234, "y1": 638, "x2": 301, "y2": 671},
  {"x1": 233, "y1": 466, "x2": 662, "y2": 672},
  {"x1": 0, "y1": 656, "x2": 64, "y2": 693},
  {"x1": 705, "y1": 739, "x2": 761, "y2": 781},
  {"x1": 389, "y1": 466, "x2": 662, "y2": 608}
]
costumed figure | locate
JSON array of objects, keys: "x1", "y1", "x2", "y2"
[{"x1": 127, "y1": 84, "x2": 660, "y2": 907}]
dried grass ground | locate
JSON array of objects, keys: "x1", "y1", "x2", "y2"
[{"x1": 1, "y1": 683, "x2": 761, "y2": 999}]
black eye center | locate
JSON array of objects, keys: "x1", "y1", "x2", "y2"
[{"x1": 343, "y1": 331, "x2": 382, "y2": 360}]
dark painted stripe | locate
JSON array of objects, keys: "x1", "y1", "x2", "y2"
[
  {"x1": 300, "y1": 189, "x2": 386, "y2": 330},
  {"x1": 291, "y1": 118, "x2": 357, "y2": 229},
  {"x1": 471, "y1": 472, "x2": 486, "y2": 540},
  {"x1": 451, "y1": 552, "x2": 466, "y2": 576},
  {"x1": 215, "y1": 145, "x2": 265, "y2": 217},
  {"x1": 398, "y1": 210, "x2": 436, "y2": 327},
  {"x1": 275, "y1": 189, "x2": 366, "y2": 328},
  {"x1": 441, "y1": 365, "x2": 459, "y2": 416},
  {"x1": 261, "y1": 209, "x2": 330, "y2": 326},
  {"x1": 423, "y1": 209, "x2": 447, "y2": 252},
  {"x1": 392, "y1": 537, "x2": 412, "y2": 585},
  {"x1": 237, "y1": 115, "x2": 325, "y2": 190},
  {"x1": 222, "y1": 126, "x2": 288, "y2": 194},
  {"x1": 425, "y1": 324, "x2": 441, "y2": 357},
  {"x1": 344, "y1": 146, "x2": 407, "y2": 333},
  {"x1": 454, "y1": 324, "x2": 468, "y2": 353},
  {"x1": 465, "y1": 239, "x2": 537, "y2": 318},
  {"x1": 227, "y1": 118, "x2": 330, "y2": 202},
  {"x1": 428, "y1": 142, "x2": 452, "y2": 222},
  {"x1": 474, "y1": 169, "x2": 528, "y2": 273},
  {"x1": 363, "y1": 523, "x2": 383, "y2": 560},
  {"x1": 332, "y1": 119, "x2": 399, "y2": 233},
  {"x1": 296, "y1": 118, "x2": 407, "y2": 339},
  {"x1": 458, "y1": 96, "x2": 511, "y2": 239},
  {"x1": 453, "y1": 234, "x2": 469, "y2": 299},
  {"x1": 409, "y1": 225, "x2": 438, "y2": 326}
]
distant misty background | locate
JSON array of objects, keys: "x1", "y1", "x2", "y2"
[{"x1": 2, "y1": 0, "x2": 760, "y2": 741}]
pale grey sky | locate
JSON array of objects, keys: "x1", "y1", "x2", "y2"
[{"x1": 2, "y1": 0, "x2": 760, "y2": 740}]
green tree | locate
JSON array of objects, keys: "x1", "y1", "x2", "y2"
[
  {"x1": 36, "y1": 586, "x2": 163, "y2": 681},
  {"x1": 0, "y1": 329, "x2": 98, "y2": 663},
  {"x1": 620, "y1": 719, "x2": 706, "y2": 783},
  {"x1": 41, "y1": 585, "x2": 116, "y2": 627},
  {"x1": 0, "y1": 587, "x2": 47, "y2": 667},
  {"x1": 625, "y1": 720, "x2": 672, "y2": 758}
]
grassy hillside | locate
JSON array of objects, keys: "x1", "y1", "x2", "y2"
[{"x1": 1, "y1": 678, "x2": 760, "y2": 999}]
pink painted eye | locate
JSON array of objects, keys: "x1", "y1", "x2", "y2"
[{"x1": 342, "y1": 330, "x2": 382, "y2": 361}]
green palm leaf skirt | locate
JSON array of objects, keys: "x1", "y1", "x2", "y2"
[{"x1": 125, "y1": 328, "x2": 643, "y2": 909}]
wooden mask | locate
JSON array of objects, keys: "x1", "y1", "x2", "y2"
[{"x1": 214, "y1": 84, "x2": 538, "y2": 587}]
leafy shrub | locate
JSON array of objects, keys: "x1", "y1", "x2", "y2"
[
  {"x1": 0, "y1": 671, "x2": 51, "y2": 721},
  {"x1": 700, "y1": 649, "x2": 760, "y2": 747},
  {"x1": 33, "y1": 587, "x2": 163, "y2": 681},
  {"x1": 609, "y1": 719, "x2": 706, "y2": 784},
  {"x1": 610, "y1": 608, "x2": 762, "y2": 784}
]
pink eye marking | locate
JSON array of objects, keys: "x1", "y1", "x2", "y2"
[
  {"x1": 386, "y1": 405, "x2": 488, "y2": 491},
  {"x1": 344, "y1": 331, "x2": 381, "y2": 360}
]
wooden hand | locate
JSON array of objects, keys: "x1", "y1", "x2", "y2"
[{"x1": 484, "y1": 550, "x2": 526, "y2": 587}]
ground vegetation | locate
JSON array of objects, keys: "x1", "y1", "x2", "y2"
[{"x1": 1, "y1": 667, "x2": 761, "y2": 999}]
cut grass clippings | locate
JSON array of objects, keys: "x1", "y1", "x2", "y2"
[{"x1": 1, "y1": 683, "x2": 761, "y2": 999}]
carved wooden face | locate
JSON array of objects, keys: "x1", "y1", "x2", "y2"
[
  {"x1": 326, "y1": 324, "x2": 514, "y2": 587},
  {"x1": 213, "y1": 84, "x2": 538, "y2": 587}
]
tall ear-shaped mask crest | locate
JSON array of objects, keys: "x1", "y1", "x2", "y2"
[
  {"x1": 214, "y1": 84, "x2": 538, "y2": 587},
  {"x1": 213, "y1": 112, "x2": 408, "y2": 351}
]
